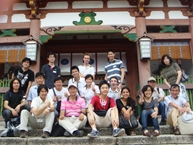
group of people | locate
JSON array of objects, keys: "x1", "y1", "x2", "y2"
[{"x1": 1, "y1": 50, "x2": 191, "y2": 138}]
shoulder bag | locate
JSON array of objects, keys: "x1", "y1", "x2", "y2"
[
  {"x1": 94, "y1": 98, "x2": 111, "y2": 116},
  {"x1": 119, "y1": 114, "x2": 138, "y2": 129}
]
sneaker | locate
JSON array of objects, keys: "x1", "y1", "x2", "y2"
[
  {"x1": 64, "y1": 131, "x2": 71, "y2": 137},
  {"x1": 72, "y1": 130, "x2": 84, "y2": 137},
  {"x1": 20, "y1": 130, "x2": 28, "y2": 138},
  {"x1": 174, "y1": 127, "x2": 181, "y2": 135},
  {"x1": 87, "y1": 130, "x2": 100, "y2": 138},
  {"x1": 159, "y1": 120, "x2": 166, "y2": 125},
  {"x1": 41, "y1": 131, "x2": 49, "y2": 138},
  {"x1": 112, "y1": 128, "x2": 125, "y2": 137}
]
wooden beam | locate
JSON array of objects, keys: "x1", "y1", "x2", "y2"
[
  {"x1": 0, "y1": 36, "x2": 29, "y2": 43},
  {"x1": 157, "y1": 84, "x2": 193, "y2": 90},
  {"x1": 146, "y1": 19, "x2": 189, "y2": 26},
  {"x1": 0, "y1": 87, "x2": 9, "y2": 93},
  {"x1": 149, "y1": 33, "x2": 191, "y2": 40},
  {"x1": 0, "y1": 22, "x2": 30, "y2": 29}
]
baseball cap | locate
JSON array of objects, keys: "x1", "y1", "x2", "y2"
[
  {"x1": 68, "y1": 84, "x2": 78, "y2": 89},
  {"x1": 148, "y1": 77, "x2": 156, "y2": 82}
]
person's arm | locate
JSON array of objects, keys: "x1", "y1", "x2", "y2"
[
  {"x1": 57, "y1": 67, "x2": 61, "y2": 77},
  {"x1": 138, "y1": 94, "x2": 144, "y2": 105},
  {"x1": 31, "y1": 101, "x2": 50, "y2": 116},
  {"x1": 25, "y1": 81, "x2": 33, "y2": 97},
  {"x1": 15, "y1": 98, "x2": 26, "y2": 113},
  {"x1": 59, "y1": 110, "x2": 65, "y2": 120},
  {"x1": 104, "y1": 73, "x2": 107, "y2": 81},
  {"x1": 176, "y1": 70, "x2": 182, "y2": 84},
  {"x1": 28, "y1": 100, "x2": 32, "y2": 106},
  {"x1": 158, "y1": 97, "x2": 164, "y2": 103},
  {"x1": 120, "y1": 68, "x2": 125, "y2": 84},
  {"x1": 4, "y1": 100, "x2": 18, "y2": 116},
  {"x1": 163, "y1": 78, "x2": 171, "y2": 88}
]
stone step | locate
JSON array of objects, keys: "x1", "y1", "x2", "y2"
[
  {"x1": 0, "y1": 125, "x2": 173, "y2": 137},
  {"x1": 1, "y1": 135, "x2": 193, "y2": 145}
]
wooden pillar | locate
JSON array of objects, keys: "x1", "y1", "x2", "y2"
[
  {"x1": 135, "y1": 16, "x2": 150, "y2": 91},
  {"x1": 189, "y1": 16, "x2": 193, "y2": 64},
  {"x1": 29, "y1": 19, "x2": 41, "y2": 74}
]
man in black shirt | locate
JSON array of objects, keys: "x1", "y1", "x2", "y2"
[
  {"x1": 13, "y1": 57, "x2": 34, "y2": 97},
  {"x1": 41, "y1": 52, "x2": 61, "y2": 89},
  {"x1": 2, "y1": 78, "x2": 27, "y2": 126}
]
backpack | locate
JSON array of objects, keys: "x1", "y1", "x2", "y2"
[{"x1": 157, "y1": 87, "x2": 160, "y2": 94}]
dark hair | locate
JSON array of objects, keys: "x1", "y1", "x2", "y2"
[
  {"x1": 22, "y1": 57, "x2": 32, "y2": 66},
  {"x1": 47, "y1": 52, "x2": 56, "y2": 58},
  {"x1": 170, "y1": 84, "x2": 180, "y2": 90},
  {"x1": 109, "y1": 76, "x2": 118, "y2": 83},
  {"x1": 121, "y1": 86, "x2": 131, "y2": 94},
  {"x1": 70, "y1": 66, "x2": 79, "y2": 74},
  {"x1": 37, "y1": 84, "x2": 48, "y2": 96},
  {"x1": 107, "y1": 49, "x2": 114, "y2": 54},
  {"x1": 10, "y1": 78, "x2": 22, "y2": 92},
  {"x1": 142, "y1": 85, "x2": 154, "y2": 97},
  {"x1": 161, "y1": 54, "x2": 173, "y2": 67},
  {"x1": 85, "y1": 74, "x2": 93, "y2": 80},
  {"x1": 54, "y1": 77, "x2": 63, "y2": 83},
  {"x1": 99, "y1": 80, "x2": 110, "y2": 90},
  {"x1": 35, "y1": 72, "x2": 45, "y2": 78}
]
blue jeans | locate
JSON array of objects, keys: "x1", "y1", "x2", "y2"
[
  {"x1": 158, "y1": 101, "x2": 166, "y2": 121},
  {"x1": 140, "y1": 109, "x2": 160, "y2": 131}
]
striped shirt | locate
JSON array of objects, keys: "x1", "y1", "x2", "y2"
[{"x1": 104, "y1": 59, "x2": 124, "y2": 82}]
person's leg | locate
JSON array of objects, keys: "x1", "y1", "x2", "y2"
[
  {"x1": 166, "y1": 108, "x2": 180, "y2": 129},
  {"x1": 140, "y1": 110, "x2": 149, "y2": 131},
  {"x1": 43, "y1": 112, "x2": 55, "y2": 133},
  {"x1": 73, "y1": 115, "x2": 87, "y2": 129},
  {"x1": 2, "y1": 109, "x2": 13, "y2": 124},
  {"x1": 149, "y1": 109, "x2": 160, "y2": 131},
  {"x1": 87, "y1": 112, "x2": 97, "y2": 129},
  {"x1": 159, "y1": 101, "x2": 166, "y2": 121},
  {"x1": 87, "y1": 112, "x2": 100, "y2": 138},
  {"x1": 19, "y1": 110, "x2": 30, "y2": 132},
  {"x1": 59, "y1": 117, "x2": 78, "y2": 134}
]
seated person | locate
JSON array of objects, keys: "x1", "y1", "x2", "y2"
[
  {"x1": 27, "y1": 72, "x2": 45, "y2": 106},
  {"x1": 107, "y1": 76, "x2": 121, "y2": 100},
  {"x1": 116, "y1": 86, "x2": 138, "y2": 135},
  {"x1": 80, "y1": 74, "x2": 100, "y2": 108},
  {"x1": 147, "y1": 77, "x2": 166, "y2": 125},
  {"x1": 59, "y1": 84, "x2": 87, "y2": 137},
  {"x1": 139, "y1": 85, "x2": 160, "y2": 137},
  {"x1": 87, "y1": 80, "x2": 125, "y2": 138},
  {"x1": 19, "y1": 84, "x2": 55, "y2": 138},
  {"x1": 164, "y1": 84, "x2": 191, "y2": 135},
  {"x1": 2, "y1": 78, "x2": 28, "y2": 127}
]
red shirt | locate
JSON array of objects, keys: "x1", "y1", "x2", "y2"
[{"x1": 90, "y1": 96, "x2": 115, "y2": 111}]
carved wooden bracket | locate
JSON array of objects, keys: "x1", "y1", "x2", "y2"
[{"x1": 29, "y1": 0, "x2": 39, "y2": 17}]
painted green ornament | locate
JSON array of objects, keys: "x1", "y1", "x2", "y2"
[
  {"x1": 73, "y1": 12, "x2": 103, "y2": 25},
  {"x1": 160, "y1": 25, "x2": 177, "y2": 33},
  {"x1": 0, "y1": 29, "x2": 17, "y2": 37},
  {"x1": 124, "y1": 33, "x2": 137, "y2": 42},
  {"x1": 39, "y1": 35, "x2": 52, "y2": 43}
]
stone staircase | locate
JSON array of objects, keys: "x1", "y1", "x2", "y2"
[{"x1": 1, "y1": 124, "x2": 193, "y2": 145}]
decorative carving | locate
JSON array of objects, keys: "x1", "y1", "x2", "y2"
[
  {"x1": 124, "y1": 33, "x2": 137, "y2": 42},
  {"x1": 160, "y1": 25, "x2": 177, "y2": 33},
  {"x1": 29, "y1": 0, "x2": 39, "y2": 17},
  {"x1": 40, "y1": 27, "x2": 64, "y2": 36},
  {"x1": 138, "y1": 0, "x2": 145, "y2": 15},
  {"x1": 39, "y1": 35, "x2": 53, "y2": 43},
  {"x1": 73, "y1": 12, "x2": 103, "y2": 25},
  {"x1": 112, "y1": 25, "x2": 136, "y2": 34},
  {"x1": 0, "y1": 29, "x2": 17, "y2": 37}
]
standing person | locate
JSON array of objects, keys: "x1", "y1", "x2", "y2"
[
  {"x1": 139, "y1": 85, "x2": 160, "y2": 137},
  {"x1": 19, "y1": 84, "x2": 55, "y2": 138},
  {"x1": 161, "y1": 54, "x2": 189, "y2": 101},
  {"x1": 108, "y1": 76, "x2": 121, "y2": 101},
  {"x1": 47, "y1": 77, "x2": 69, "y2": 118},
  {"x1": 104, "y1": 49, "x2": 125, "y2": 88},
  {"x1": 78, "y1": 52, "x2": 95, "y2": 79},
  {"x1": 8, "y1": 62, "x2": 19, "y2": 79},
  {"x1": 116, "y1": 87, "x2": 138, "y2": 135},
  {"x1": 147, "y1": 77, "x2": 166, "y2": 125},
  {"x1": 80, "y1": 74, "x2": 100, "y2": 108},
  {"x1": 164, "y1": 84, "x2": 191, "y2": 135},
  {"x1": 41, "y1": 52, "x2": 61, "y2": 89},
  {"x1": 27, "y1": 72, "x2": 45, "y2": 106},
  {"x1": 59, "y1": 84, "x2": 87, "y2": 137},
  {"x1": 2, "y1": 78, "x2": 27, "y2": 127},
  {"x1": 87, "y1": 80, "x2": 125, "y2": 138},
  {"x1": 68, "y1": 66, "x2": 86, "y2": 96},
  {"x1": 13, "y1": 57, "x2": 34, "y2": 98}
]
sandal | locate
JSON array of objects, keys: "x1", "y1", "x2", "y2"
[
  {"x1": 143, "y1": 130, "x2": 151, "y2": 137},
  {"x1": 153, "y1": 130, "x2": 160, "y2": 137}
]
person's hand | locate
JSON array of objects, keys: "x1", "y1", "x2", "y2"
[
  {"x1": 139, "y1": 94, "x2": 144, "y2": 103},
  {"x1": 53, "y1": 96, "x2": 58, "y2": 102},
  {"x1": 185, "y1": 107, "x2": 191, "y2": 114},
  {"x1": 64, "y1": 92, "x2": 68, "y2": 97},
  {"x1": 92, "y1": 85, "x2": 95, "y2": 92},
  {"x1": 178, "y1": 106, "x2": 185, "y2": 114},
  {"x1": 59, "y1": 115, "x2": 64, "y2": 120},
  {"x1": 45, "y1": 101, "x2": 50, "y2": 107},
  {"x1": 118, "y1": 83, "x2": 122, "y2": 90},
  {"x1": 79, "y1": 113, "x2": 85, "y2": 121},
  {"x1": 151, "y1": 111, "x2": 158, "y2": 119},
  {"x1": 43, "y1": 108, "x2": 50, "y2": 115},
  {"x1": 11, "y1": 109, "x2": 18, "y2": 116},
  {"x1": 15, "y1": 105, "x2": 21, "y2": 113},
  {"x1": 124, "y1": 112, "x2": 130, "y2": 120}
]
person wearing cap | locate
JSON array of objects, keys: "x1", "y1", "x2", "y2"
[
  {"x1": 147, "y1": 77, "x2": 166, "y2": 125},
  {"x1": 41, "y1": 52, "x2": 61, "y2": 89},
  {"x1": 59, "y1": 84, "x2": 87, "y2": 137},
  {"x1": 27, "y1": 72, "x2": 45, "y2": 106},
  {"x1": 13, "y1": 57, "x2": 34, "y2": 98},
  {"x1": 78, "y1": 52, "x2": 95, "y2": 79}
]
